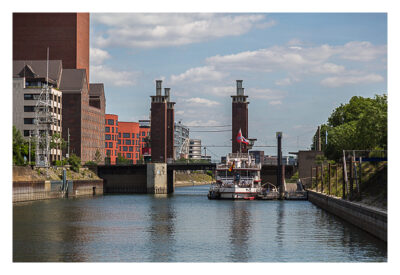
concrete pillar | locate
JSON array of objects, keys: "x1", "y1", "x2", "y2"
[{"x1": 147, "y1": 163, "x2": 167, "y2": 194}]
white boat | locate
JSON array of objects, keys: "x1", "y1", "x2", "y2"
[{"x1": 208, "y1": 153, "x2": 262, "y2": 200}]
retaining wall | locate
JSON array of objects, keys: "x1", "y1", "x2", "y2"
[
  {"x1": 13, "y1": 179, "x2": 103, "y2": 203},
  {"x1": 308, "y1": 190, "x2": 387, "y2": 241}
]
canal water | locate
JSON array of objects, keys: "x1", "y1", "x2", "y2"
[{"x1": 13, "y1": 185, "x2": 387, "y2": 262}]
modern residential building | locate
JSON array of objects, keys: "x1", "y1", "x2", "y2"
[
  {"x1": 118, "y1": 122, "x2": 142, "y2": 164},
  {"x1": 139, "y1": 120, "x2": 151, "y2": 161},
  {"x1": 189, "y1": 139, "x2": 202, "y2": 160},
  {"x1": 13, "y1": 60, "x2": 63, "y2": 162},
  {"x1": 105, "y1": 114, "x2": 119, "y2": 165},
  {"x1": 174, "y1": 121, "x2": 190, "y2": 159},
  {"x1": 104, "y1": 116, "x2": 151, "y2": 164}
]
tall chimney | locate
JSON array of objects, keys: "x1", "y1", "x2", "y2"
[
  {"x1": 236, "y1": 80, "x2": 243, "y2": 95},
  {"x1": 156, "y1": 80, "x2": 162, "y2": 96},
  {"x1": 164, "y1": 88, "x2": 170, "y2": 102}
]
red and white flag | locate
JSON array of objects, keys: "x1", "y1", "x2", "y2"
[{"x1": 236, "y1": 128, "x2": 249, "y2": 145}]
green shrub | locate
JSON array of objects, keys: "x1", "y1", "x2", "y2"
[
  {"x1": 85, "y1": 160, "x2": 97, "y2": 166},
  {"x1": 67, "y1": 153, "x2": 81, "y2": 172}
]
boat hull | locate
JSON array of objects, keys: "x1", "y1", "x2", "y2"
[{"x1": 208, "y1": 187, "x2": 260, "y2": 200}]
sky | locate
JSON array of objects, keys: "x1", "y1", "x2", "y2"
[{"x1": 89, "y1": 13, "x2": 387, "y2": 161}]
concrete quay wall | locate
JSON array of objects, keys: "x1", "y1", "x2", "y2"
[
  {"x1": 13, "y1": 179, "x2": 103, "y2": 203},
  {"x1": 307, "y1": 190, "x2": 387, "y2": 242}
]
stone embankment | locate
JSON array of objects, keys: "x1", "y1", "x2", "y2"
[
  {"x1": 13, "y1": 166, "x2": 103, "y2": 203},
  {"x1": 308, "y1": 190, "x2": 387, "y2": 242}
]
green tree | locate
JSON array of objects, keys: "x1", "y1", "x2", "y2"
[
  {"x1": 312, "y1": 94, "x2": 387, "y2": 160},
  {"x1": 13, "y1": 126, "x2": 27, "y2": 165}
]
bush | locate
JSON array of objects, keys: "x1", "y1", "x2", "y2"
[
  {"x1": 85, "y1": 160, "x2": 97, "y2": 166},
  {"x1": 54, "y1": 159, "x2": 68, "y2": 166},
  {"x1": 67, "y1": 153, "x2": 81, "y2": 172}
]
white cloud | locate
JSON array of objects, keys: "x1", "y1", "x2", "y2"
[
  {"x1": 185, "y1": 120, "x2": 222, "y2": 127},
  {"x1": 183, "y1": 97, "x2": 220, "y2": 107},
  {"x1": 90, "y1": 47, "x2": 111, "y2": 65},
  {"x1": 91, "y1": 65, "x2": 140, "y2": 87},
  {"x1": 275, "y1": 77, "x2": 293, "y2": 86},
  {"x1": 92, "y1": 13, "x2": 275, "y2": 48},
  {"x1": 205, "y1": 42, "x2": 386, "y2": 74},
  {"x1": 269, "y1": 100, "x2": 282, "y2": 105},
  {"x1": 170, "y1": 66, "x2": 228, "y2": 84},
  {"x1": 320, "y1": 74, "x2": 384, "y2": 87},
  {"x1": 338, "y1": 41, "x2": 387, "y2": 62}
]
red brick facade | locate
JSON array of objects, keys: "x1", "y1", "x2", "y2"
[
  {"x1": 13, "y1": 13, "x2": 90, "y2": 84},
  {"x1": 167, "y1": 103, "x2": 175, "y2": 161},
  {"x1": 151, "y1": 102, "x2": 167, "y2": 162}
]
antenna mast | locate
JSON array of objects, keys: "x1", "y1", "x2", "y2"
[{"x1": 35, "y1": 47, "x2": 56, "y2": 173}]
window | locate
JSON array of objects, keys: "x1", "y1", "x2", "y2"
[
  {"x1": 136, "y1": 140, "x2": 138, "y2": 145},
  {"x1": 127, "y1": 153, "x2": 131, "y2": 158},
  {"x1": 105, "y1": 134, "x2": 111, "y2": 140},
  {"x1": 112, "y1": 135, "x2": 114, "y2": 141},
  {"x1": 136, "y1": 153, "x2": 138, "y2": 158},
  {"x1": 24, "y1": 94, "x2": 39, "y2": 100},
  {"x1": 136, "y1": 147, "x2": 140, "y2": 152},
  {"x1": 125, "y1": 140, "x2": 131, "y2": 145},
  {"x1": 123, "y1": 133, "x2": 130, "y2": 138},
  {"x1": 123, "y1": 146, "x2": 128, "y2": 152},
  {"x1": 105, "y1": 142, "x2": 108, "y2": 148},
  {"x1": 137, "y1": 133, "x2": 139, "y2": 138},
  {"x1": 23, "y1": 130, "x2": 30, "y2": 137},
  {"x1": 116, "y1": 121, "x2": 118, "y2": 126},
  {"x1": 131, "y1": 140, "x2": 134, "y2": 145},
  {"x1": 109, "y1": 142, "x2": 113, "y2": 148},
  {"x1": 129, "y1": 147, "x2": 133, "y2": 152},
  {"x1": 24, "y1": 118, "x2": 34, "y2": 124},
  {"x1": 118, "y1": 132, "x2": 121, "y2": 138},
  {"x1": 112, "y1": 127, "x2": 114, "y2": 133},
  {"x1": 142, "y1": 131, "x2": 145, "y2": 136},
  {"x1": 107, "y1": 119, "x2": 114, "y2": 125},
  {"x1": 117, "y1": 139, "x2": 121, "y2": 144},
  {"x1": 107, "y1": 150, "x2": 111, "y2": 156},
  {"x1": 142, "y1": 138, "x2": 145, "y2": 142},
  {"x1": 24, "y1": 106, "x2": 35, "y2": 112},
  {"x1": 105, "y1": 127, "x2": 110, "y2": 133}
]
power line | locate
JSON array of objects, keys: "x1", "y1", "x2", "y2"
[
  {"x1": 191, "y1": 130, "x2": 231, "y2": 132},
  {"x1": 185, "y1": 124, "x2": 231, "y2": 128}
]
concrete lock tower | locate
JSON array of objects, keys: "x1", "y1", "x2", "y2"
[{"x1": 231, "y1": 80, "x2": 249, "y2": 153}]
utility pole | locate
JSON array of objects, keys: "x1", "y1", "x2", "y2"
[
  {"x1": 276, "y1": 132, "x2": 284, "y2": 199},
  {"x1": 67, "y1": 128, "x2": 70, "y2": 158},
  {"x1": 28, "y1": 130, "x2": 31, "y2": 165}
]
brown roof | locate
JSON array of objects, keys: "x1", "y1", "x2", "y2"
[
  {"x1": 13, "y1": 60, "x2": 63, "y2": 85},
  {"x1": 59, "y1": 69, "x2": 86, "y2": 92}
]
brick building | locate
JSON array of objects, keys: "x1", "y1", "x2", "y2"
[
  {"x1": 232, "y1": 80, "x2": 249, "y2": 153},
  {"x1": 59, "y1": 69, "x2": 105, "y2": 163},
  {"x1": 13, "y1": 13, "x2": 106, "y2": 164},
  {"x1": 104, "y1": 115, "x2": 150, "y2": 164},
  {"x1": 105, "y1": 114, "x2": 119, "y2": 165},
  {"x1": 13, "y1": 13, "x2": 90, "y2": 85}
]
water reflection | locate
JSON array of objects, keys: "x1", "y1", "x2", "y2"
[
  {"x1": 229, "y1": 202, "x2": 251, "y2": 262},
  {"x1": 147, "y1": 195, "x2": 176, "y2": 262}
]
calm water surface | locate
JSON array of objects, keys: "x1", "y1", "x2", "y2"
[{"x1": 13, "y1": 185, "x2": 387, "y2": 262}]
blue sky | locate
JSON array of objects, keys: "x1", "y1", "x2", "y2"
[{"x1": 89, "y1": 13, "x2": 387, "y2": 160}]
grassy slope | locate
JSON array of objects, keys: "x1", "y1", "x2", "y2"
[{"x1": 311, "y1": 162, "x2": 387, "y2": 210}]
